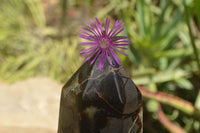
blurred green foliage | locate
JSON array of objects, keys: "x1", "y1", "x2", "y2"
[
  {"x1": 0, "y1": 0, "x2": 82, "y2": 83},
  {"x1": 0, "y1": 0, "x2": 200, "y2": 132}
]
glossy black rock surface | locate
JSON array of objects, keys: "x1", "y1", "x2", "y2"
[{"x1": 58, "y1": 55, "x2": 143, "y2": 133}]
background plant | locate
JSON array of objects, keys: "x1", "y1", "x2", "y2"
[{"x1": 0, "y1": 0, "x2": 200, "y2": 132}]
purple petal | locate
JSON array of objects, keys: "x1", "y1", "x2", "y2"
[
  {"x1": 78, "y1": 42, "x2": 97, "y2": 46},
  {"x1": 112, "y1": 43, "x2": 131, "y2": 46},
  {"x1": 82, "y1": 27, "x2": 97, "y2": 37},
  {"x1": 114, "y1": 40, "x2": 131, "y2": 43},
  {"x1": 90, "y1": 50, "x2": 101, "y2": 65},
  {"x1": 78, "y1": 33, "x2": 95, "y2": 41},
  {"x1": 110, "y1": 23, "x2": 124, "y2": 37},
  {"x1": 105, "y1": 17, "x2": 110, "y2": 35},
  {"x1": 95, "y1": 17, "x2": 103, "y2": 33},
  {"x1": 113, "y1": 40, "x2": 131, "y2": 46},
  {"x1": 90, "y1": 19, "x2": 101, "y2": 36},
  {"x1": 108, "y1": 20, "x2": 121, "y2": 36},
  {"x1": 112, "y1": 47, "x2": 128, "y2": 56},
  {"x1": 112, "y1": 36, "x2": 129, "y2": 41},
  {"x1": 83, "y1": 48, "x2": 100, "y2": 63},
  {"x1": 117, "y1": 20, "x2": 122, "y2": 25},
  {"x1": 81, "y1": 47, "x2": 98, "y2": 57},
  {"x1": 109, "y1": 49, "x2": 121, "y2": 66},
  {"x1": 113, "y1": 46, "x2": 128, "y2": 50},
  {"x1": 105, "y1": 50, "x2": 111, "y2": 66},
  {"x1": 85, "y1": 23, "x2": 99, "y2": 36},
  {"x1": 111, "y1": 28, "x2": 124, "y2": 38},
  {"x1": 98, "y1": 50, "x2": 106, "y2": 70},
  {"x1": 105, "y1": 50, "x2": 116, "y2": 67},
  {"x1": 79, "y1": 46, "x2": 97, "y2": 54},
  {"x1": 79, "y1": 30, "x2": 93, "y2": 37}
]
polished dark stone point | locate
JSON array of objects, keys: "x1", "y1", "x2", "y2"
[{"x1": 58, "y1": 55, "x2": 143, "y2": 133}]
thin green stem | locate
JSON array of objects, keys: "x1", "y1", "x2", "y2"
[{"x1": 183, "y1": 0, "x2": 200, "y2": 74}]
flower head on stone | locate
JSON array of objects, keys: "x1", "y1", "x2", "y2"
[{"x1": 78, "y1": 17, "x2": 131, "y2": 71}]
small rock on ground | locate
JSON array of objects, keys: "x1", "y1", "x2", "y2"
[{"x1": 0, "y1": 77, "x2": 62, "y2": 133}]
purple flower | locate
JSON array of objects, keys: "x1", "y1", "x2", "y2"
[{"x1": 78, "y1": 17, "x2": 131, "y2": 71}]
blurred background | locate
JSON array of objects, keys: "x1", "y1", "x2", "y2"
[{"x1": 0, "y1": 0, "x2": 200, "y2": 133}]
